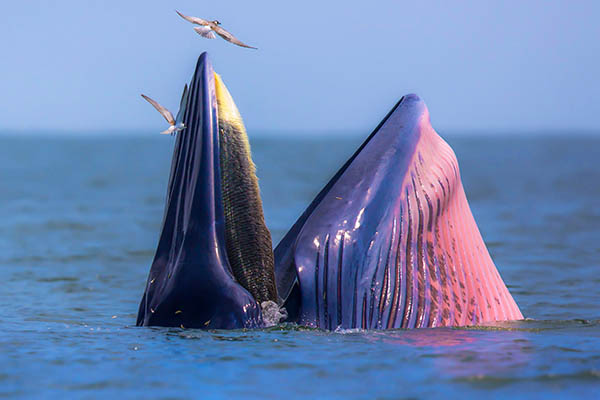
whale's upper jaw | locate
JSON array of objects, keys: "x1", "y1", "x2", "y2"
[
  {"x1": 274, "y1": 94, "x2": 425, "y2": 303},
  {"x1": 275, "y1": 94, "x2": 522, "y2": 329},
  {"x1": 136, "y1": 53, "x2": 262, "y2": 329}
]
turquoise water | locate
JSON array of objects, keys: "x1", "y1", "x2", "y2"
[{"x1": 0, "y1": 135, "x2": 598, "y2": 398}]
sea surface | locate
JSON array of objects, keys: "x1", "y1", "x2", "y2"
[{"x1": 0, "y1": 134, "x2": 598, "y2": 399}]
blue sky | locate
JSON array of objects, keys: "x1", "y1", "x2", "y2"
[{"x1": 1, "y1": 1, "x2": 599, "y2": 135}]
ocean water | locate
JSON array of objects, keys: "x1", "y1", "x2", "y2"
[{"x1": 0, "y1": 134, "x2": 598, "y2": 399}]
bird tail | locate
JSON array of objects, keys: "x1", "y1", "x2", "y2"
[{"x1": 194, "y1": 27, "x2": 217, "y2": 39}]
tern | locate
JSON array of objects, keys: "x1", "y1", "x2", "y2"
[
  {"x1": 141, "y1": 85, "x2": 189, "y2": 135},
  {"x1": 176, "y1": 10, "x2": 257, "y2": 49}
]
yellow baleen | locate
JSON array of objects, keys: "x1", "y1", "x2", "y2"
[
  {"x1": 213, "y1": 71, "x2": 257, "y2": 179},
  {"x1": 214, "y1": 73, "x2": 251, "y2": 155},
  {"x1": 212, "y1": 72, "x2": 277, "y2": 304}
]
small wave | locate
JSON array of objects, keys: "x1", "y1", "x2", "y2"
[
  {"x1": 454, "y1": 369, "x2": 600, "y2": 386},
  {"x1": 457, "y1": 318, "x2": 600, "y2": 332},
  {"x1": 37, "y1": 276, "x2": 79, "y2": 283}
]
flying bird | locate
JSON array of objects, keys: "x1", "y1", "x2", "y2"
[
  {"x1": 141, "y1": 85, "x2": 189, "y2": 135},
  {"x1": 176, "y1": 10, "x2": 257, "y2": 49}
]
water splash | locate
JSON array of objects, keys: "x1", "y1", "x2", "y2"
[{"x1": 261, "y1": 301, "x2": 288, "y2": 327}]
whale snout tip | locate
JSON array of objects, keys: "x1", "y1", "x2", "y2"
[
  {"x1": 400, "y1": 93, "x2": 423, "y2": 104},
  {"x1": 398, "y1": 93, "x2": 429, "y2": 119}
]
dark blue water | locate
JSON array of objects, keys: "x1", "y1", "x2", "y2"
[{"x1": 0, "y1": 135, "x2": 598, "y2": 398}]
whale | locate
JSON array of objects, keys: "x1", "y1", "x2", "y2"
[
  {"x1": 137, "y1": 53, "x2": 523, "y2": 329},
  {"x1": 274, "y1": 95, "x2": 523, "y2": 329},
  {"x1": 136, "y1": 53, "x2": 274, "y2": 329}
]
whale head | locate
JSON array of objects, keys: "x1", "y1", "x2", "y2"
[
  {"x1": 136, "y1": 53, "x2": 276, "y2": 329},
  {"x1": 274, "y1": 94, "x2": 523, "y2": 329}
]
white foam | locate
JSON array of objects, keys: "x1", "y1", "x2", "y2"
[
  {"x1": 334, "y1": 326, "x2": 366, "y2": 334},
  {"x1": 260, "y1": 301, "x2": 288, "y2": 327}
]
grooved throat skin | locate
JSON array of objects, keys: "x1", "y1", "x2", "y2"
[
  {"x1": 275, "y1": 94, "x2": 522, "y2": 329},
  {"x1": 214, "y1": 73, "x2": 278, "y2": 304}
]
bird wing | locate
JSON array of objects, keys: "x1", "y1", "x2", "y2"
[
  {"x1": 141, "y1": 94, "x2": 175, "y2": 125},
  {"x1": 193, "y1": 26, "x2": 217, "y2": 39},
  {"x1": 175, "y1": 84, "x2": 189, "y2": 125},
  {"x1": 176, "y1": 10, "x2": 209, "y2": 26},
  {"x1": 212, "y1": 25, "x2": 257, "y2": 49}
]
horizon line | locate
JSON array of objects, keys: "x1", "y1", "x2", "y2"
[{"x1": 1, "y1": 128, "x2": 600, "y2": 139}]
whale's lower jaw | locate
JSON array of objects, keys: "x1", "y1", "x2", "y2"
[{"x1": 275, "y1": 95, "x2": 523, "y2": 329}]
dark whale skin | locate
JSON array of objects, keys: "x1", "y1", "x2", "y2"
[{"x1": 136, "y1": 53, "x2": 262, "y2": 329}]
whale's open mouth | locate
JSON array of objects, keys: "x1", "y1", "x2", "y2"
[
  {"x1": 137, "y1": 53, "x2": 522, "y2": 330},
  {"x1": 136, "y1": 53, "x2": 276, "y2": 329}
]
